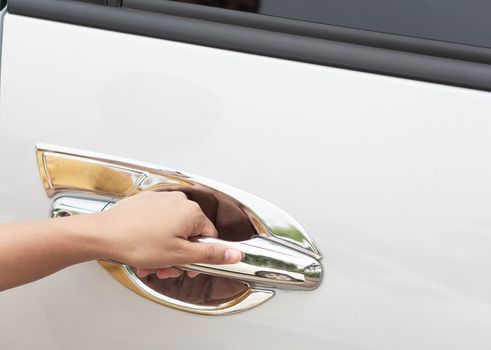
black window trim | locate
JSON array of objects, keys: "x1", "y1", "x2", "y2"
[{"x1": 8, "y1": 0, "x2": 491, "y2": 92}]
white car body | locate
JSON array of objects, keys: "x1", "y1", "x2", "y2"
[{"x1": 1, "y1": 2, "x2": 491, "y2": 349}]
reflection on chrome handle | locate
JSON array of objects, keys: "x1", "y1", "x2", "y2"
[
  {"x1": 51, "y1": 196, "x2": 322, "y2": 290},
  {"x1": 180, "y1": 236, "x2": 322, "y2": 290}
]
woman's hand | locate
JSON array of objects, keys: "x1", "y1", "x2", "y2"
[
  {"x1": 0, "y1": 191, "x2": 242, "y2": 291},
  {"x1": 95, "y1": 191, "x2": 243, "y2": 279}
]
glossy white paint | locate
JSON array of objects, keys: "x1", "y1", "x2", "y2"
[{"x1": 1, "y1": 14, "x2": 491, "y2": 350}]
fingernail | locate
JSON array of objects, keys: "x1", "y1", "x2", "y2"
[{"x1": 225, "y1": 249, "x2": 242, "y2": 263}]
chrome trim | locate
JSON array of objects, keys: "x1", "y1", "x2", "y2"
[
  {"x1": 180, "y1": 236, "x2": 321, "y2": 290},
  {"x1": 36, "y1": 143, "x2": 321, "y2": 259},
  {"x1": 52, "y1": 196, "x2": 322, "y2": 290},
  {"x1": 51, "y1": 196, "x2": 110, "y2": 217},
  {"x1": 124, "y1": 263, "x2": 275, "y2": 316},
  {"x1": 98, "y1": 259, "x2": 275, "y2": 316},
  {"x1": 38, "y1": 144, "x2": 324, "y2": 315}
]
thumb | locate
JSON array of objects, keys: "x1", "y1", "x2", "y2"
[{"x1": 179, "y1": 241, "x2": 243, "y2": 265}]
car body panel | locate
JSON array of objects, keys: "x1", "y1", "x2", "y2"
[{"x1": 1, "y1": 14, "x2": 491, "y2": 349}]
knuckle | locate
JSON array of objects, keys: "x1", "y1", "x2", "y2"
[
  {"x1": 136, "y1": 191, "x2": 151, "y2": 198},
  {"x1": 173, "y1": 242, "x2": 187, "y2": 258},
  {"x1": 171, "y1": 191, "x2": 187, "y2": 199},
  {"x1": 140, "y1": 191, "x2": 158, "y2": 200},
  {"x1": 186, "y1": 200, "x2": 202, "y2": 213},
  {"x1": 204, "y1": 244, "x2": 217, "y2": 262}
]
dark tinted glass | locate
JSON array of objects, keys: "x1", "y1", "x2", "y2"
[{"x1": 171, "y1": 0, "x2": 491, "y2": 48}]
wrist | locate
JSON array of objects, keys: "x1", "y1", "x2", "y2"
[{"x1": 56, "y1": 213, "x2": 110, "y2": 262}]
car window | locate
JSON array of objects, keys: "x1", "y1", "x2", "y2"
[{"x1": 171, "y1": 0, "x2": 491, "y2": 48}]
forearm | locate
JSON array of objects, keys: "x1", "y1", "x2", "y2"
[
  {"x1": 0, "y1": 215, "x2": 106, "y2": 291},
  {"x1": 0, "y1": 192, "x2": 242, "y2": 291}
]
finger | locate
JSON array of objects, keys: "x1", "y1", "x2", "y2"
[
  {"x1": 200, "y1": 215, "x2": 218, "y2": 237},
  {"x1": 177, "y1": 241, "x2": 243, "y2": 265},
  {"x1": 156, "y1": 267, "x2": 183, "y2": 279},
  {"x1": 135, "y1": 268, "x2": 157, "y2": 278},
  {"x1": 187, "y1": 271, "x2": 200, "y2": 278},
  {"x1": 190, "y1": 209, "x2": 218, "y2": 238},
  {"x1": 167, "y1": 191, "x2": 187, "y2": 199}
]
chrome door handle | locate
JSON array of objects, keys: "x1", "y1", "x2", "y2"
[
  {"x1": 181, "y1": 236, "x2": 321, "y2": 290},
  {"x1": 39, "y1": 144, "x2": 324, "y2": 315},
  {"x1": 52, "y1": 196, "x2": 322, "y2": 290}
]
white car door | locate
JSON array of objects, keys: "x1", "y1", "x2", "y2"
[{"x1": 1, "y1": 1, "x2": 491, "y2": 349}]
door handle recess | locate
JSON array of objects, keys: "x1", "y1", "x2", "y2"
[
  {"x1": 53, "y1": 197, "x2": 321, "y2": 290},
  {"x1": 38, "y1": 144, "x2": 324, "y2": 315}
]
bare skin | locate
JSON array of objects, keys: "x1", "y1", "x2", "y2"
[{"x1": 0, "y1": 191, "x2": 243, "y2": 291}]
